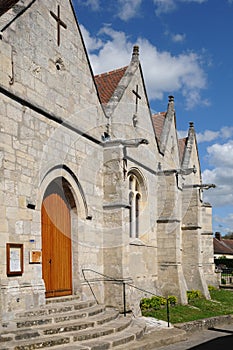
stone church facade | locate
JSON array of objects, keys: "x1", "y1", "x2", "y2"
[{"x1": 0, "y1": 0, "x2": 217, "y2": 323}]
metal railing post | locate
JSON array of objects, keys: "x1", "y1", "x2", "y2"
[
  {"x1": 166, "y1": 298, "x2": 170, "y2": 327},
  {"x1": 81, "y1": 268, "x2": 174, "y2": 322},
  {"x1": 123, "y1": 282, "x2": 126, "y2": 317}
]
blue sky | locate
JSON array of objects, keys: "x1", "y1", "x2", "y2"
[{"x1": 73, "y1": 0, "x2": 233, "y2": 235}]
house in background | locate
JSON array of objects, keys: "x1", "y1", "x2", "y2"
[{"x1": 214, "y1": 232, "x2": 233, "y2": 260}]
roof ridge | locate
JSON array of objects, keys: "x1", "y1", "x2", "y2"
[{"x1": 94, "y1": 65, "x2": 128, "y2": 78}]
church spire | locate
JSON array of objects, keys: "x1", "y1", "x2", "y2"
[{"x1": 131, "y1": 45, "x2": 139, "y2": 62}]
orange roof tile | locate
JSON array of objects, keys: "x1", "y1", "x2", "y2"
[
  {"x1": 152, "y1": 112, "x2": 166, "y2": 141},
  {"x1": 94, "y1": 66, "x2": 128, "y2": 104},
  {"x1": 178, "y1": 137, "x2": 188, "y2": 162}
]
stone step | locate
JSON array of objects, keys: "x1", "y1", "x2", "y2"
[
  {"x1": 2, "y1": 300, "x2": 100, "y2": 332},
  {"x1": 15, "y1": 304, "x2": 106, "y2": 330},
  {"x1": 1, "y1": 297, "x2": 148, "y2": 350},
  {"x1": 80, "y1": 319, "x2": 146, "y2": 350},
  {"x1": 45, "y1": 295, "x2": 81, "y2": 305},
  {"x1": 4, "y1": 315, "x2": 136, "y2": 349},
  {"x1": 15, "y1": 299, "x2": 95, "y2": 319},
  {"x1": 113, "y1": 327, "x2": 187, "y2": 349},
  {"x1": 37, "y1": 318, "x2": 146, "y2": 350},
  {"x1": 1, "y1": 307, "x2": 119, "y2": 341}
]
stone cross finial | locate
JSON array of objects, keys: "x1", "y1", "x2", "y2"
[
  {"x1": 168, "y1": 95, "x2": 174, "y2": 103},
  {"x1": 132, "y1": 45, "x2": 139, "y2": 61}
]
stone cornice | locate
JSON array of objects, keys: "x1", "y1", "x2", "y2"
[
  {"x1": 181, "y1": 225, "x2": 202, "y2": 230},
  {"x1": 103, "y1": 203, "x2": 130, "y2": 210},
  {"x1": 157, "y1": 218, "x2": 181, "y2": 223}
]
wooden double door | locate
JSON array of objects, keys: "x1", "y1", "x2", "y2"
[{"x1": 42, "y1": 187, "x2": 72, "y2": 298}]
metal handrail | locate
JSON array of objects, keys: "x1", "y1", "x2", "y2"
[{"x1": 81, "y1": 268, "x2": 171, "y2": 327}]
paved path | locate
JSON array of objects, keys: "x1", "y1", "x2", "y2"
[{"x1": 156, "y1": 324, "x2": 233, "y2": 350}]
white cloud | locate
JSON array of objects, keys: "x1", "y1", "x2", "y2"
[
  {"x1": 153, "y1": 0, "x2": 207, "y2": 15},
  {"x1": 206, "y1": 141, "x2": 233, "y2": 168},
  {"x1": 220, "y1": 126, "x2": 233, "y2": 139},
  {"x1": 202, "y1": 140, "x2": 233, "y2": 208},
  {"x1": 153, "y1": 0, "x2": 177, "y2": 15},
  {"x1": 178, "y1": 130, "x2": 188, "y2": 138},
  {"x1": 197, "y1": 126, "x2": 233, "y2": 143},
  {"x1": 117, "y1": 0, "x2": 142, "y2": 21},
  {"x1": 180, "y1": 0, "x2": 207, "y2": 2},
  {"x1": 203, "y1": 168, "x2": 233, "y2": 207},
  {"x1": 213, "y1": 213, "x2": 233, "y2": 235},
  {"x1": 138, "y1": 39, "x2": 206, "y2": 108},
  {"x1": 83, "y1": 26, "x2": 133, "y2": 73},
  {"x1": 172, "y1": 33, "x2": 186, "y2": 43},
  {"x1": 77, "y1": 0, "x2": 100, "y2": 11},
  {"x1": 79, "y1": 25, "x2": 103, "y2": 51},
  {"x1": 197, "y1": 130, "x2": 220, "y2": 143},
  {"x1": 80, "y1": 25, "x2": 207, "y2": 109}
]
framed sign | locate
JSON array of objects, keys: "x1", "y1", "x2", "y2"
[
  {"x1": 29, "y1": 250, "x2": 42, "y2": 264},
  {"x1": 6, "y1": 243, "x2": 24, "y2": 276}
]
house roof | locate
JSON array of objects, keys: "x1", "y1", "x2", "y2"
[
  {"x1": 0, "y1": 0, "x2": 19, "y2": 16},
  {"x1": 152, "y1": 112, "x2": 166, "y2": 142},
  {"x1": 178, "y1": 137, "x2": 188, "y2": 163},
  {"x1": 152, "y1": 112, "x2": 188, "y2": 161},
  {"x1": 214, "y1": 237, "x2": 233, "y2": 255},
  {"x1": 94, "y1": 66, "x2": 128, "y2": 104}
]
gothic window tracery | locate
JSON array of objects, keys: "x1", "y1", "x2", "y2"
[{"x1": 129, "y1": 173, "x2": 141, "y2": 238}]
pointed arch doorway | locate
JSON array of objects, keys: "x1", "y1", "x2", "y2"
[{"x1": 42, "y1": 177, "x2": 74, "y2": 298}]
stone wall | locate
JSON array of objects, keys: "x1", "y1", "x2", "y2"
[{"x1": 0, "y1": 0, "x2": 106, "y2": 322}]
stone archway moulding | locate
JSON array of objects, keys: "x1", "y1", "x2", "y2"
[{"x1": 38, "y1": 164, "x2": 88, "y2": 220}]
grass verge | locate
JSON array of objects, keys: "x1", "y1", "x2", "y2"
[{"x1": 142, "y1": 289, "x2": 233, "y2": 324}]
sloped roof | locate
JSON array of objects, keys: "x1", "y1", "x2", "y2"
[
  {"x1": 0, "y1": 0, "x2": 19, "y2": 16},
  {"x1": 152, "y1": 112, "x2": 166, "y2": 142},
  {"x1": 94, "y1": 66, "x2": 128, "y2": 104},
  {"x1": 178, "y1": 137, "x2": 188, "y2": 163},
  {"x1": 214, "y1": 238, "x2": 233, "y2": 255},
  {"x1": 225, "y1": 239, "x2": 233, "y2": 250},
  {"x1": 152, "y1": 112, "x2": 187, "y2": 161}
]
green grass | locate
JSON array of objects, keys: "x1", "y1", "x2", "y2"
[{"x1": 142, "y1": 289, "x2": 233, "y2": 324}]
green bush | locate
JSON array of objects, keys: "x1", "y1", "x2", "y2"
[
  {"x1": 140, "y1": 295, "x2": 177, "y2": 311},
  {"x1": 208, "y1": 285, "x2": 217, "y2": 291},
  {"x1": 187, "y1": 290, "x2": 202, "y2": 302},
  {"x1": 140, "y1": 297, "x2": 152, "y2": 310},
  {"x1": 150, "y1": 296, "x2": 164, "y2": 310},
  {"x1": 168, "y1": 295, "x2": 178, "y2": 306},
  {"x1": 221, "y1": 278, "x2": 226, "y2": 285}
]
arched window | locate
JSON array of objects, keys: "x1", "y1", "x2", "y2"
[{"x1": 129, "y1": 173, "x2": 142, "y2": 238}]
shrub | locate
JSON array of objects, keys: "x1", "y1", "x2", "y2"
[
  {"x1": 140, "y1": 297, "x2": 152, "y2": 310},
  {"x1": 150, "y1": 296, "x2": 164, "y2": 310},
  {"x1": 208, "y1": 285, "x2": 217, "y2": 291},
  {"x1": 140, "y1": 295, "x2": 177, "y2": 311},
  {"x1": 187, "y1": 290, "x2": 202, "y2": 302},
  {"x1": 168, "y1": 295, "x2": 178, "y2": 306},
  {"x1": 221, "y1": 278, "x2": 226, "y2": 285}
]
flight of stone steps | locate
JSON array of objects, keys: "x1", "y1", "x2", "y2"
[{"x1": 0, "y1": 295, "x2": 147, "y2": 350}]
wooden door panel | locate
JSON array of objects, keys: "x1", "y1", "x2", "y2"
[
  {"x1": 42, "y1": 191, "x2": 72, "y2": 297},
  {"x1": 42, "y1": 201, "x2": 52, "y2": 293}
]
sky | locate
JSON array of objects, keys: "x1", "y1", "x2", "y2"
[{"x1": 73, "y1": 0, "x2": 233, "y2": 236}]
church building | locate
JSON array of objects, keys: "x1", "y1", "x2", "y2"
[{"x1": 0, "y1": 0, "x2": 217, "y2": 323}]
